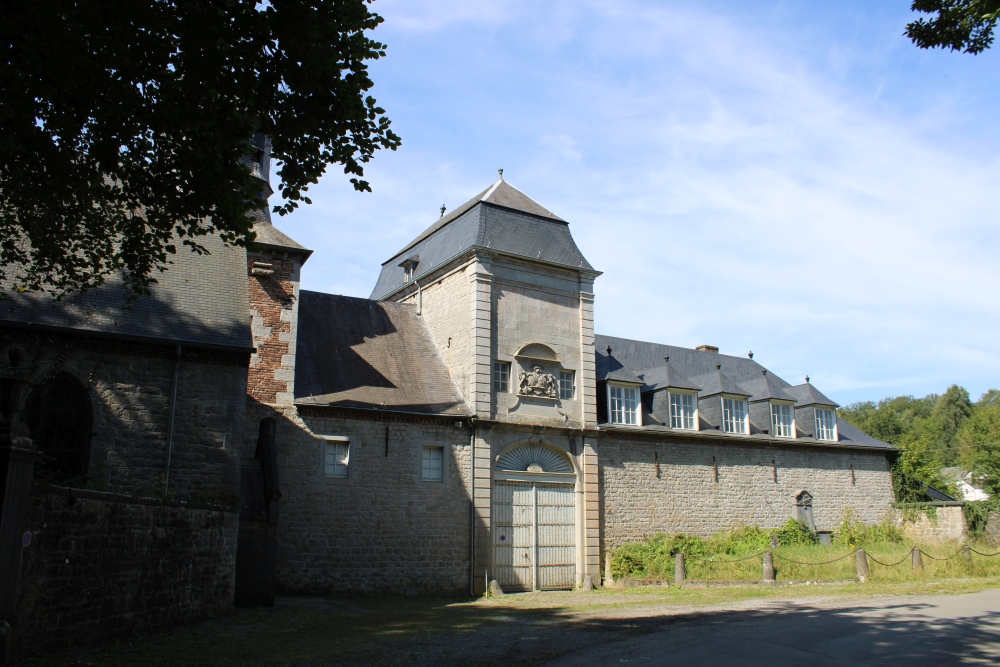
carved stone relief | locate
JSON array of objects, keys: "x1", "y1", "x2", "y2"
[{"x1": 518, "y1": 364, "x2": 558, "y2": 399}]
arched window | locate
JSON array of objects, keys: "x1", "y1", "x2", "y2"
[{"x1": 23, "y1": 372, "x2": 93, "y2": 484}]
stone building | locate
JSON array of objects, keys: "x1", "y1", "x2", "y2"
[
  {"x1": 245, "y1": 173, "x2": 895, "y2": 596},
  {"x1": 0, "y1": 161, "x2": 895, "y2": 657}
]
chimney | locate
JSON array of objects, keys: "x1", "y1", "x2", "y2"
[{"x1": 695, "y1": 345, "x2": 719, "y2": 354}]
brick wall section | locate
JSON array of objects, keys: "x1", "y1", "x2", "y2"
[
  {"x1": 15, "y1": 488, "x2": 237, "y2": 656},
  {"x1": 249, "y1": 403, "x2": 475, "y2": 595},
  {"x1": 0, "y1": 329, "x2": 245, "y2": 502},
  {"x1": 247, "y1": 249, "x2": 302, "y2": 405},
  {"x1": 600, "y1": 430, "x2": 894, "y2": 549}
]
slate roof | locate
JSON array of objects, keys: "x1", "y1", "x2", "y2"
[
  {"x1": 294, "y1": 291, "x2": 473, "y2": 417},
  {"x1": 637, "y1": 361, "x2": 701, "y2": 392},
  {"x1": 370, "y1": 178, "x2": 595, "y2": 300},
  {"x1": 0, "y1": 232, "x2": 252, "y2": 351},
  {"x1": 595, "y1": 334, "x2": 889, "y2": 450},
  {"x1": 252, "y1": 220, "x2": 312, "y2": 256}
]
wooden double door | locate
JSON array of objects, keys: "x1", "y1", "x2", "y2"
[{"x1": 493, "y1": 480, "x2": 576, "y2": 591}]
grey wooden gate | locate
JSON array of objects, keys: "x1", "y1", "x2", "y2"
[{"x1": 494, "y1": 480, "x2": 575, "y2": 591}]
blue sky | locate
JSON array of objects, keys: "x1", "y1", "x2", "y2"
[{"x1": 275, "y1": 0, "x2": 1000, "y2": 407}]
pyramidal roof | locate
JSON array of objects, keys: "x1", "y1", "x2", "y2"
[
  {"x1": 394, "y1": 176, "x2": 564, "y2": 258},
  {"x1": 371, "y1": 176, "x2": 594, "y2": 300}
]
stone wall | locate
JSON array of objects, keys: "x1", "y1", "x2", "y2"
[
  {"x1": 398, "y1": 259, "x2": 476, "y2": 407},
  {"x1": 15, "y1": 487, "x2": 237, "y2": 655},
  {"x1": 600, "y1": 430, "x2": 894, "y2": 549},
  {"x1": 892, "y1": 505, "x2": 966, "y2": 543},
  {"x1": 253, "y1": 404, "x2": 475, "y2": 595},
  {"x1": 0, "y1": 329, "x2": 246, "y2": 503}
]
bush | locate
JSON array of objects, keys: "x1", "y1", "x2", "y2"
[
  {"x1": 773, "y1": 518, "x2": 818, "y2": 546},
  {"x1": 834, "y1": 508, "x2": 904, "y2": 547}
]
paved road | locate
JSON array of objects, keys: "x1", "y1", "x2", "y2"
[{"x1": 544, "y1": 589, "x2": 1000, "y2": 666}]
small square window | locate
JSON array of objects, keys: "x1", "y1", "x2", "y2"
[
  {"x1": 493, "y1": 361, "x2": 510, "y2": 393},
  {"x1": 669, "y1": 391, "x2": 697, "y2": 429},
  {"x1": 816, "y1": 408, "x2": 837, "y2": 441},
  {"x1": 771, "y1": 402, "x2": 795, "y2": 437},
  {"x1": 558, "y1": 370, "x2": 575, "y2": 399},
  {"x1": 324, "y1": 438, "x2": 349, "y2": 477},
  {"x1": 422, "y1": 446, "x2": 444, "y2": 481}
]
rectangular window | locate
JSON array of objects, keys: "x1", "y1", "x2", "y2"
[
  {"x1": 324, "y1": 438, "x2": 349, "y2": 477},
  {"x1": 559, "y1": 370, "x2": 575, "y2": 399},
  {"x1": 722, "y1": 397, "x2": 748, "y2": 434},
  {"x1": 609, "y1": 384, "x2": 639, "y2": 425},
  {"x1": 422, "y1": 446, "x2": 444, "y2": 481},
  {"x1": 403, "y1": 264, "x2": 413, "y2": 282},
  {"x1": 493, "y1": 361, "x2": 510, "y2": 393},
  {"x1": 771, "y1": 402, "x2": 795, "y2": 437},
  {"x1": 669, "y1": 392, "x2": 697, "y2": 430},
  {"x1": 816, "y1": 408, "x2": 837, "y2": 441}
]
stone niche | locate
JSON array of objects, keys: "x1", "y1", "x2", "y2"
[{"x1": 511, "y1": 343, "x2": 563, "y2": 418}]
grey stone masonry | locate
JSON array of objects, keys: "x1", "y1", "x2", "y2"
[
  {"x1": 1, "y1": 328, "x2": 246, "y2": 503},
  {"x1": 600, "y1": 430, "x2": 894, "y2": 550},
  {"x1": 251, "y1": 403, "x2": 475, "y2": 595}
]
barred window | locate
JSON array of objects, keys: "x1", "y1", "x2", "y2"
[
  {"x1": 609, "y1": 384, "x2": 639, "y2": 425},
  {"x1": 771, "y1": 402, "x2": 795, "y2": 437},
  {"x1": 722, "y1": 397, "x2": 748, "y2": 434},
  {"x1": 559, "y1": 370, "x2": 575, "y2": 400},
  {"x1": 493, "y1": 361, "x2": 510, "y2": 393},
  {"x1": 669, "y1": 392, "x2": 697, "y2": 430},
  {"x1": 816, "y1": 408, "x2": 837, "y2": 441}
]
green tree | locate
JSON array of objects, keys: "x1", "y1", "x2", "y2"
[
  {"x1": 932, "y1": 384, "x2": 973, "y2": 461},
  {"x1": 957, "y1": 405, "x2": 1000, "y2": 493},
  {"x1": 906, "y1": 0, "x2": 1000, "y2": 54},
  {"x1": 977, "y1": 389, "x2": 1000, "y2": 407},
  {"x1": 0, "y1": 0, "x2": 400, "y2": 298}
]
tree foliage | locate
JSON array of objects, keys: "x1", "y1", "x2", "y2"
[
  {"x1": 906, "y1": 0, "x2": 1000, "y2": 54},
  {"x1": 841, "y1": 386, "x2": 1000, "y2": 501},
  {"x1": 0, "y1": 0, "x2": 400, "y2": 297}
]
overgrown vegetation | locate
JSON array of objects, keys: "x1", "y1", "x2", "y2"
[
  {"x1": 840, "y1": 386, "x2": 1000, "y2": 500},
  {"x1": 611, "y1": 513, "x2": 914, "y2": 582},
  {"x1": 963, "y1": 497, "x2": 1000, "y2": 535}
]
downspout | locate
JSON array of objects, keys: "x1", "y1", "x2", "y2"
[
  {"x1": 469, "y1": 419, "x2": 476, "y2": 596},
  {"x1": 163, "y1": 344, "x2": 182, "y2": 494},
  {"x1": 414, "y1": 278, "x2": 422, "y2": 315}
]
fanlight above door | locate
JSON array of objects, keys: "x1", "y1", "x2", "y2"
[{"x1": 496, "y1": 444, "x2": 573, "y2": 474}]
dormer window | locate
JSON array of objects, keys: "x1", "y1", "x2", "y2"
[
  {"x1": 399, "y1": 256, "x2": 419, "y2": 283},
  {"x1": 816, "y1": 408, "x2": 837, "y2": 441},
  {"x1": 770, "y1": 402, "x2": 795, "y2": 438},
  {"x1": 668, "y1": 391, "x2": 697, "y2": 430},
  {"x1": 608, "y1": 383, "x2": 640, "y2": 426},
  {"x1": 722, "y1": 396, "x2": 748, "y2": 434}
]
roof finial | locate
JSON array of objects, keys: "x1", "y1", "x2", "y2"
[
  {"x1": 748, "y1": 350, "x2": 753, "y2": 359},
  {"x1": 805, "y1": 375, "x2": 811, "y2": 384},
  {"x1": 498, "y1": 167, "x2": 504, "y2": 179},
  {"x1": 664, "y1": 356, "x2": 669, "y2": 364},
  {"x1": 440, "y1": 203, "x2": 446, "y2": 218},
  {"x1": 606, "y1": 346, "x2": 612, "y2": 357},
  {"x1": 762, "y1": 369, "x2": 767, "y2": 376},
  {"x1": 716, "y1": 362, "x2": 721, "y2": 370}
]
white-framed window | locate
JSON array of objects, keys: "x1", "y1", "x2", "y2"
[
  {"x1": 403, "y1": 264, "x2": 413, "y2": 282},
  {"x1": 323, "y1": 437, "x2": 349, "y2": 477},
  {"x1": 669, "y1": 391, "x2": 697, "y2": 430},
  {"x1": 771, "y1": 402, "x2": 795, "y2": 438},
  {"x1": 722, "y1": 396, "x2": 748, "y2": 434},
  {"x1": 493, "y1": 361, "x2": 510, "y2": 393},
  {"x1": 609, "y1": 384, "x2": 640, "y2": 425},
  {"x1": 559, "y1": 370, "x2": 575, "y2": 400},
  {"x1": 816, "y1": 408, "x2": 838, "y2": 441},
  {"x1": 422, "y1": 445, "x2": 444, "y2": 481}
]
